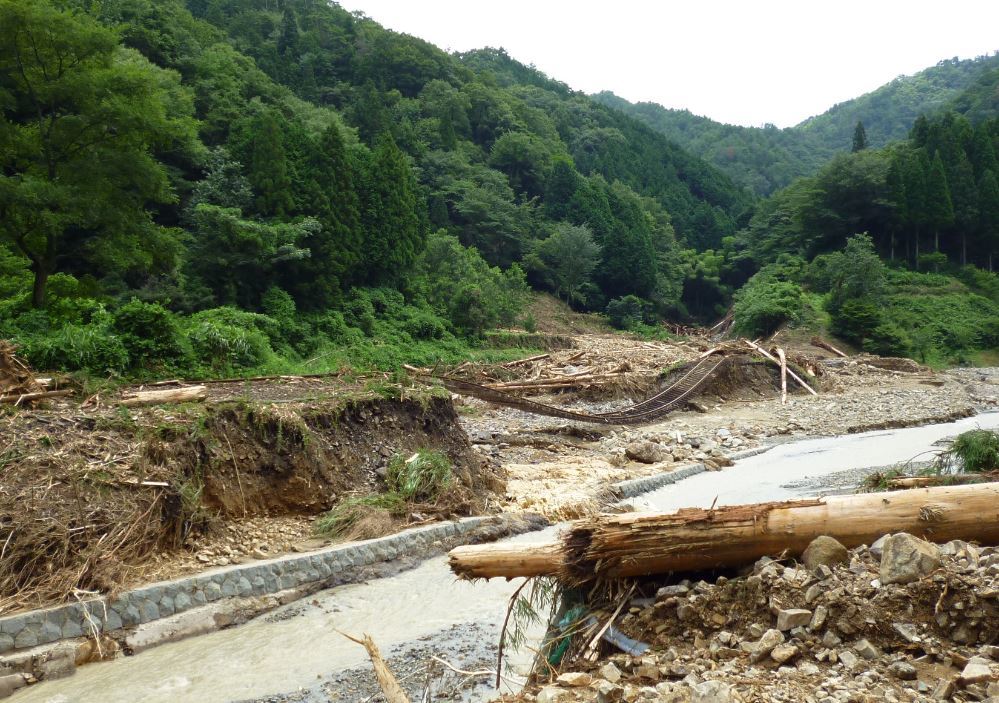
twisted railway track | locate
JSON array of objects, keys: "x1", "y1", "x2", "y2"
[{"x1": 422, "y1": 354, "x2": 729, "y2": 426}]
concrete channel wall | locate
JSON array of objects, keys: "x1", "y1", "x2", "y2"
[{"x1": 0, "y1": 516, "x2": 499, "y2": 658}]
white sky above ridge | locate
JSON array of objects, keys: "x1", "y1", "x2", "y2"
[{"x1": 337, "y1": 0, "x2": 999, "y2": 128}]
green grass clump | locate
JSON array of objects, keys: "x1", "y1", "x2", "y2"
[
  {"x1": 386, "y1": 449, "x2": 453, "y2": 502},
  {"x1": 314, "y1": 493, "x2": 406, "y2": 537},
  {"x1": 314, "y1": 449, "x2": 454, "y2": 538},
  {"x1": 945, "y1": 430, "x2": 999, "y2": 473}
]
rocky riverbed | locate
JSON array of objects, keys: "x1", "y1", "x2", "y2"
[{"x1": 460, "y1": 346, "x2": 994, "y2": 521}]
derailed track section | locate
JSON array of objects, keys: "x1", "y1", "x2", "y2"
[{"x1": 423, "y1": 355, "x2": 728, "y2": 426}]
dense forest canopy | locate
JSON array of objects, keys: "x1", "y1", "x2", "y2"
[{"x1": 1, "y1": 0, "x2": 997, "y2": 376}]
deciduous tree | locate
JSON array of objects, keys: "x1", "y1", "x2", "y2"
[{"x1": 0, "y1": 0, "x2": 197, "y2": 307}]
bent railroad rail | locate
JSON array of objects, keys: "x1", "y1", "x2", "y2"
[{"x1": 422, "y1": 354, "x2": 728, "y2": 426}]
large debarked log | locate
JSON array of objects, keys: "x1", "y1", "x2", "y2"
[
  {"x1": 120, "y1": 385, "x2": 207, "y2": 407},
  {"x1": 449, "y1": 483, "x2": 999, "y2": 582}
]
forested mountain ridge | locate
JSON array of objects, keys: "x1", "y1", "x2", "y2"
[
  {"x1": 0, "y1": 0, "x2": 753, "y2": 379},
  {"x1": 593, "y1": 53, "x2": 999, "y2": 196}
]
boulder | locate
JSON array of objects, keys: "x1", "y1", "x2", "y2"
[
  {"x1": 625, "y1": 441, "x2": 669, "y2": 464},
  {"x1": 598, "y1": 662, "x2": 623, "y2": 684},
  {"x1": 959, "y1": 656, "x2": 995, "y2": 686},
  {"x1": 776, "y1": 608, "x2": 812, "y2": 631},
  {"x1": 748, "y1": 628, "x2": 784, "y2": 663},
  {"x1": 557, "y1": 672, "x2": 592, "y2": 687},
  {"x1": 879, "y1": 533, "x2": 941, "y2": 585},
  {"x1": 801, "y1": 536, "x2": 849, "y2": 570},
  {"x1": 691, "y1": 680, "x2": 734, "y2": 703}
]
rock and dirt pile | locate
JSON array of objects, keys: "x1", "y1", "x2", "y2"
[{"x1": 513, "y1": 533, "x2": 999, "y2": 703}]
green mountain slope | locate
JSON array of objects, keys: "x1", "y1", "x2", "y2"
[
  {"x1": 594, "y1": 54, "x2": 999, "y2": 196},
  {"x1": 797, "y1": 54, "x2": 999, "y2": 147}
]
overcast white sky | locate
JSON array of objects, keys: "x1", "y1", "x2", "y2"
[{"x1": 337, "y1": 0, "x2": 999, "y2": 128}]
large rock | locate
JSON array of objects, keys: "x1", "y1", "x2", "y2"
[
  {"x1": 537, "y1": 686, "x2": 571, "y2": 703},
  {"x1": 598, "y1": 662, "x2": 623, "y2": 684},
  {"x1": 691, "y1": 680, "x2": 734, "y2": 703},
  {"x1": 557, "y1": 672, "x2": 592, "y2": 687},
  {"x1": 959, "y1": 656, "x2": 995, "y2": 685},
  {"x1": 775, "y1": 608, "x2": 811, "y2": 631},
  {"x1": 801, "y1": 536, "x2": 849, "y2": 569},
  {"x1": 879, "y1": 533, "x2": 941, "y2": 585},
  {"x1": 625, "y1": 441, "x2": 670, "y2": 464},
  {"x1": 748, "y1": 628, "x2": 784, "y2": 663}
]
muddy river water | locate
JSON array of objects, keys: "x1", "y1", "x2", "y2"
[{"x1": 13, "y1": 412, "x2": 999, "y2": 703}]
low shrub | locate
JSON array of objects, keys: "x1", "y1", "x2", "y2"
[
  {"x1": 385, "y1": 449, "x2": 453, "y2": 502},
  {"x1": 830, "y1": 298, "x2": 882, "y2": 344},
  {"x1": 605, "y1": 295, "x2": 653, "y2": 330},
  {"x1": 112, "y1": 299, "x2": 190, "y2": 369},
  {"x1": 21, "y1": 323, "x2": 129, "y2": 375},
  {"x1": 186, "y1": 308, "x2": 276, "y2": 371},
  {"x1": 863, "y1": 322, "x2": 912, "y2": 357},
  {"x1": 732, "y1": 279, "x2": 806, "y2": 338}
]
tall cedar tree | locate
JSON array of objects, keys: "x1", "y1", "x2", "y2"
[
  {"x1": 247, "y1": 111, "x2": 295, "y2": 218},
  {"x1": 360, "y1": 134, "x2": 424, "y2": 283},
  {"x1": 885, "y1": 158, "x2": 907, "y2": 260},
  {"x1": 0, "y1": 0, "x2": 197, "y2": 307},
  {"x1": 970, "y1": 124, "x2": 999, "y2": 179},
  {"x1": 543, "y1": 159, "x2": 581, "y2": 221},
  {"x1": 904, "y1": 151, "x2": 930, "y2": 261},
  {"x1": 290, "y1": 123, "x2": 363, "y2": 305},
  {"x1": 926, "y1": 152, "x2": 954, "y2": 252},
  {"x1": 980, "y1": 170, "x2": 999, "y2": 271},
  {"x1": 851, "y1": 121, "x2": 868, "y2": 152},
  {"x1": 949, "y1": 152, "x2": 979, "y2": 264}
]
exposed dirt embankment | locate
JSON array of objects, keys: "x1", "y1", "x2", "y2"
[
  {"x1": 0, "y1": 392, "x2": 501, "y2": 615},
  {"x1": 150, "y1": 395, "x2": 498, "y2": 518}
]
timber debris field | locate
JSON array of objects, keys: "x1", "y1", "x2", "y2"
[{"x1": 2, "y1": 325, "x2": 999, "y2": 701}]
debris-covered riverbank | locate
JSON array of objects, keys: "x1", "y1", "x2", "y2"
[{"x1": 507, "y1": 533, "x2": 999, "y2": 703}]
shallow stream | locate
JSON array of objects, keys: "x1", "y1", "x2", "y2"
[{"x1": 14, "y1": 411, "x2": 999, "y2": 703}]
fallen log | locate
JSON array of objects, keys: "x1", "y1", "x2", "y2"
[
  {"x1": 120, "y1": 385, "x2": 207, "y2": 407},
  {"x1": 811, "y1": 336, "x2": 848, "y2": 358},
  {"x1": 0, "y1": 389, "x2": 74, "y2": 405},
  {"x1": 888, "y1": 473, "x2": 997, "y2": 489},
  {"x1": 449, "y1": 483, "x2": 999, "y2": 582},
  {"x1": 502, "y1": 353, "x2": 550, "y2": 368}
]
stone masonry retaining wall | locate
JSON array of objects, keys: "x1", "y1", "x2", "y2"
[
  {"x1": 611, "y1": 462, "x2": 706, "y2": 499},
  {"x1": 0, "y1": 516, "x2": 498, "y2": 657}
]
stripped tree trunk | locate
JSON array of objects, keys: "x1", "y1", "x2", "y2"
[
  {"x1": 120, "y1": 385, "x2": 207, "y2": 407},
  {"x1": 449, "y1": 483, "x2": 999, "y2": 582}
]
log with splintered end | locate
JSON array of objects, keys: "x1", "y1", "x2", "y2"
[
  {"x1": 120, "y1": 385, "x2": 207, "y2": 407},
  {"x1": 448, "y1": 483, "x2": 999, "y2": 582}
]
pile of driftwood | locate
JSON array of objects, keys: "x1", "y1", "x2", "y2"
[
  {"x1": 0, "y1": 341, "x2": 71, "y2": 405},
  {"x1": 448, "y1": 483, "x2": 999, "y2": 582}
]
